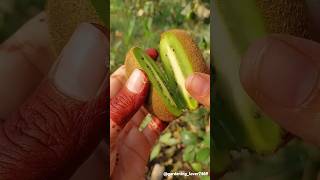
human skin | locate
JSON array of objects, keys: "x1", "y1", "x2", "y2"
[
  {"x1": 239, "y1": 0, "x2": 320, "y2": 147},
  {"x1": 109, "y1": 67, "x2": 210, "y2": 180},
  {"x1": 0, "y1": 12, "x2": 108, "y2": 179},
  {"x1": 112, "y1": 2, "x2": 320, "y2": 178},
  {"x1": 240, "y1": 34, "x2": 320, "y2": 147}
]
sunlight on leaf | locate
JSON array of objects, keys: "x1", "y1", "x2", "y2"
[{"x1": 150, "y1": 143, "x2": 161, "y2": 161}]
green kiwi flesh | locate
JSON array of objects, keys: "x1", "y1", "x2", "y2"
[
  {"x1": 131, "y1": 47, "x2": 183, "y2": 117},
  {"x1": 160, "y1": 31, "x2": 199, "y2": 110}
]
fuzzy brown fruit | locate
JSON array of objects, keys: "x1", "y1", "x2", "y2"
[
  {"x1": 125, "y1": 48, "x2": 177, "y2": 121},
  {"x1": 257, "y1": 0, "x2": 309, "y2": 38},
  {"x1": 125, "y1": 30, "x2": 208, "y2": 121},
  {"x1": 47, "y1": 0, "x2": 103, "y2": 55}
]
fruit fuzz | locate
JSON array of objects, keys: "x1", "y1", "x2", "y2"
[
  {"x1": 125, "y1": 29, "x2": 208, "y2": 121},
  {"x1": 47, "y1": 0, "x2": 104, "y2": 55}
]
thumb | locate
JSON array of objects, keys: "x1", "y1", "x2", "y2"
[
  {"x1": 185, "y1": 72, "x2": 210, "y2": 107},
  {"x1": 0, "y1": 23, "x2": 108, "y2": 179},
  {"x1": 240, "y1": 34, "x2": 320, "y2": 146},
  {"x1": 110, "y1": 69, "x2": 149, "y2": 129}
]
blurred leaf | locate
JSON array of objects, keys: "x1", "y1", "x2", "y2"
[
  {"x1": 165, "y1": 146, "x2": 176, "y2": 157},
  {"x1": 183, "y1": 145, "x2": 195, "y2": 162},
  {"x1": 181, "y1": 3, "x2": 192, "y2": 19},
  {"x1": 196, "y1": 148, "x2": 210, "y2": 162},
  {"x1": 160, "y1": 132, "x2": 171, "y2": 143},
  {"x1": 125, "y1": 17, "x2": 136, "y2": 45},
  {"x1": 160, "y1": 132, "x2": 178, "y2": 146},
  {"x1": 166, "y1": 139, "x2": 178, "y2": 146},
  {"x1": 184, "y1": 145, "x2": 194, "y2": 153},
  {"x1": 203, "y1": 133, "x2": 210, "y2": 147},
  {"x1": 191, "y1": 162, "x2": 202, "y2": 172},
  {"x1": 200, "y1": 176, "x2": 210, "y2": 180},
  {"x1": 181, "y1": 130, "x2": 197, "y2": 145},
  {"x1": 147, "y1": 17, "x2": 153, "y2": 31},
  {"x1": 150, "y1": 143, "x2": 161, "y2": 161}
]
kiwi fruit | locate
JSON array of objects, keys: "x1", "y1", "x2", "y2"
[
  {"x1": 47, "y1": 0, "x2": 106, "y2": 55},
  {"x1": 256, "y1": 0, "x2": 309, "y2": 37},
  {"x1": 125, "y1": 29, "x2": 208, "y2": 121},
  {"x1": 213, "y1": 0, "x2": 310, "y2": 173}
]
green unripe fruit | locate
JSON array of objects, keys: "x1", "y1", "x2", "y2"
[{"x1": 125, "y1": 29, "x2": 208, "y2": 121}]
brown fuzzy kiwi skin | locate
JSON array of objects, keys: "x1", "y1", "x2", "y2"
[
  {"x1": 124, "y1": 49, "x2": 140, "y2": 78},
  {"x1": 148, "y1": 89, "x2": 176, "y2": 121},
  {"x1": 124, "y1": 48, "x2": 177, "y2": 122},
  {"x1": 161, "y1": 29, "x2": 209, "y2": 74},
  {"x1": 257, "y1": 0, "x2": 310, "y2": 38},
  {"x1": 47, "y1": 0, "x2": 103, "y2": 56}
]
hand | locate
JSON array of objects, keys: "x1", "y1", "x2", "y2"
[
  {"x1": 109, "y1": 67, "x2": 168, "y2": 178},
  {"x1": 186, "y1": 73, "x2": 210, "y2": 107},
  {"x1": 0, "y1": 12, "x2": 108, "y2": 179},
  {"x1": 240, "y1": 34, "x2": 320, "y2": 147}
]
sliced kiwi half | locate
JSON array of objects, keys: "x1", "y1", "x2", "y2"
[{"x1": 125, "y1": 29, "x2": 208, "y2": 121}]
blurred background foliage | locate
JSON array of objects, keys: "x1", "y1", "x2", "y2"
[
  {"x1": 110, "y1": 0, "x2": 210, "y2": 72},
  {"x1": 111, "y1": 0, "x2": 210, "y2": 179}
]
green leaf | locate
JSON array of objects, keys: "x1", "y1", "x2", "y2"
[
  {"x1": 166, "y1": 138, "x2": 178, "y2": 146},
  {"x1": 185, "y1": 145, "x2": 195, "y2": 153},
  {"x1": 91, "y1": 0, "x2": 108, "y2": 25},
  {"x1": 204, "y1": 134, "x2": 210, "y2": 147},
  {"x1": 183, "y1": 145, "x2": 195, "y2": 162},
  {"x1": 150, "y1": 143, "x2": 161, "y2": 161},
  {"x1": 160, "y1": 132, "x2": 178, "y2": 146},
  {"x1": 200, "y1": 176, "x2": 210, "y2": 180},
  {"x1": 160, "y1": 132, "x2": 171, "y2": 143},
  {"x1": 191, "y1": 162, "x2": 202, "y2": 172},
  {"x1": 181, "y1": 130, "x2": 197, "y2": 145},
  {"x1": 196, "y1": 148, "x2": 210, "y2": 162}
]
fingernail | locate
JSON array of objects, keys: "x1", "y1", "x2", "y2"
[
  {"x1": 51, "y1": 23, "x2": 108, "y2": 101},
  {"x1": 126, "y1": 69, "x2": 147, "y2": 94},
  {"x1": 242, "y1": 37, "x2": 319, "y2": 108},
  {"x1": 186, "y1": 73, "x2": 210, "y2": 97}
]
